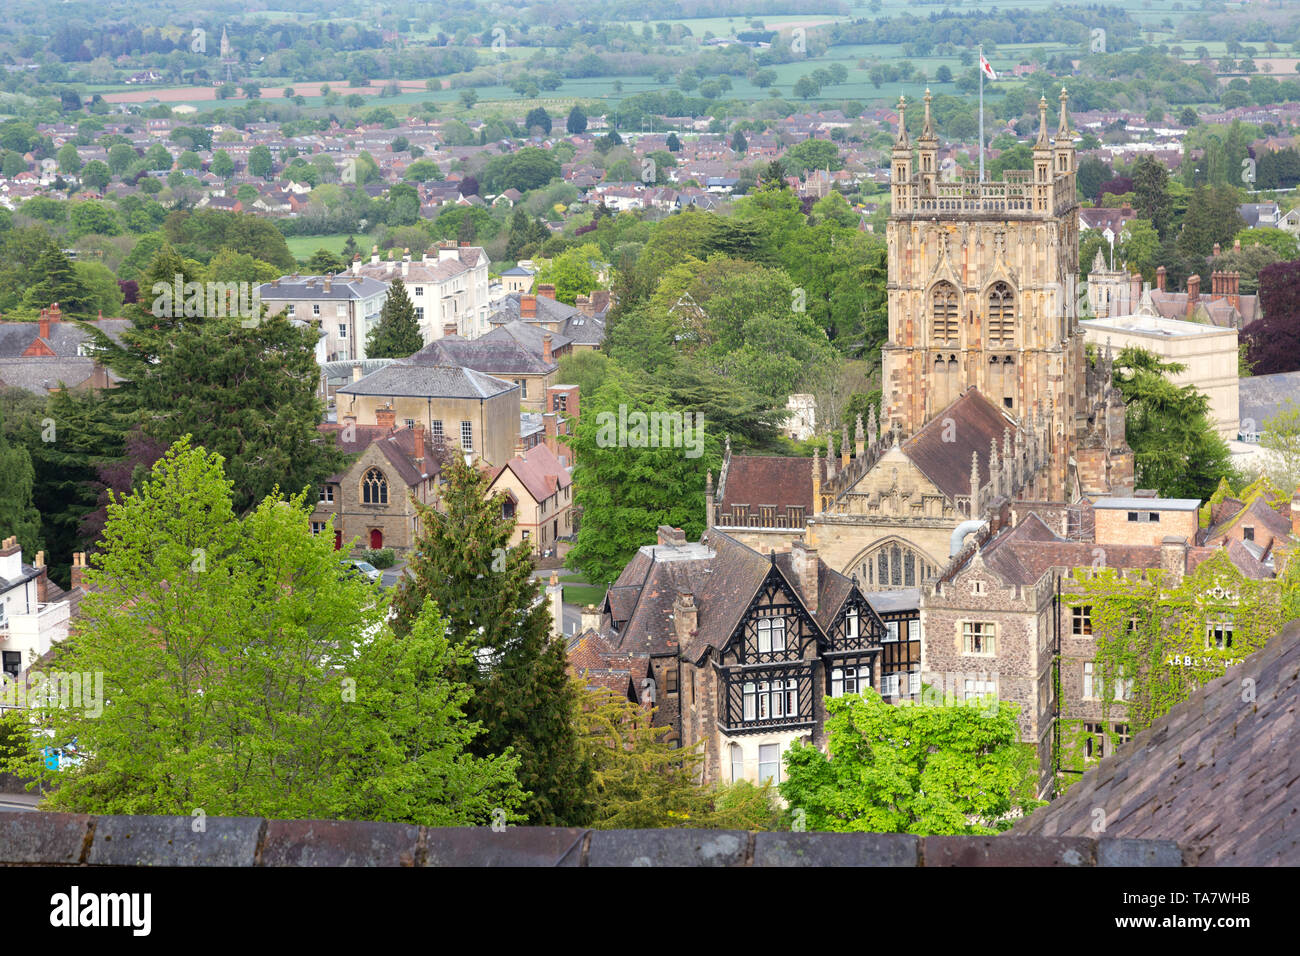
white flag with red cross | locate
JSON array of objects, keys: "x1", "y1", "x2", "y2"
[{"x1": 980, "y1": 54, "x2": 997, "y2": 81}]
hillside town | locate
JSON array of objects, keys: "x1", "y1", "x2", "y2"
[{"x1": 0, "y1": 2, "x2": 1297, "y2": 893}]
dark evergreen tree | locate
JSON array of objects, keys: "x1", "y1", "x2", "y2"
[
  {"x1": 566, "y1": 105, "x2": 587, "y2": 135},
  {"x1": 665, "y1": 132, "x2": 682, "y2": 152},
  {"x1": 392, "y1": 456, "x2": 591, "y2": 826},
  {"x1": 1131, "y1": 155, "x2": 1173, "y2": 240},
  {"x1": 22, "y1": 245, "x2": 95, "y2": 316},
  {"x1": 132, "y1": 312, "x2": 347, "y2": 515},
  {"x1": 0, "y1": 418, "x2": 42, "y2": 558},
  {"x1": 365, "y1": 277, "x2": 424, "y2": 358}
]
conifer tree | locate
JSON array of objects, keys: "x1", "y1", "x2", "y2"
[
  {"x1": 0, "y1": 419, "x2": 42, "y2": 558},
  {"x1": 392, "y1": 455, "x2": 590, "y2": 825},
  {"x1": 366, "y1": 276, "x2": 424, "y2": 358},
  {"x1": 22, "y1": 245, "x2": 95, "y2": 316}
]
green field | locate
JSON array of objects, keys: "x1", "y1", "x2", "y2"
[{"x1": 283, "y1": 233, "x2": 375, "y2": 260}]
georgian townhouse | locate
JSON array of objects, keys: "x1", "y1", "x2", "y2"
[
  {"x1": 256, "y1": 274, "x2": 388, "y2": 363},
  {"x1": 349, "y1": 243, "x2": 492, "y2": 341}
]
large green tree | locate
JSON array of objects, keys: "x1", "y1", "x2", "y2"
[
  {"x1": 566, "y1": 379, "x2": 719, "y2": 586},
  {"x1": 128, "y1": 313, "x2": 347, "y2": 514},
  {"x1": 365, "y1": 276, "x2": 424, "y2": 358},
  {"x1": 780, "y1": 690, "x2": 1041, "y2": 833},
  {"x1": 3, "y1": 439, "x2": 523, "y2": 823},
  {"x1": 392, "y1": 455, "x2": 589, "y2": 826}
]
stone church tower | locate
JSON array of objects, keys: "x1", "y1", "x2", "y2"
[{"x1": 882, "y1": 90, "x2": 1097, "y2": 501}]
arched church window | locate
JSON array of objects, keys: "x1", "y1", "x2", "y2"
[
  {"x1": 862, "y1": 541, "x2": 934, "y2": 591},
  {"x1": 362, "y1": 467, "x2": 388, "y2": 505},
  {"x1": 988, "y1": 282, "x2": 1015, "y2": 346},
  {"x1": 931, "y1": 282, "x2": 959, "y2": 343}
]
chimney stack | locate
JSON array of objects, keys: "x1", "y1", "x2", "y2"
[
  {"x1": 791, "y1": 538, "x2": 819, "y2": 613},
  {"x1": 70, "y1": 551, "x2": 87, "y2": 591},
  {"x1": 581, "y1": 604, "x2": 602, "y2": 634},
  {"x1": 352, "y1": 362, "x2": 363, "y2": 383},
  {"x1": 1213, "y1": 242, "x2": 1221, "y2": 257},
  {"x1": 1234, "y1": 237, "x2": 1242, "y2": 252},
  {"x1": 537, "y1": 283, "x2": 556, "y2": 300},
  {"x1": 1156, "y1": 265, "x2": 1166, "y2": 292},
  {"x1": 1227, "y1": 271, "x2": 1240, "y2": 310},
  {"x1": 414, "y1": 424, "x2": 425, "y2": 464},
  {"x1": 520, "y1": 294, "x2": 537, "y2": 319},
  {"x1": 1186, "y1": 273, "x2": 1200, "y2": 312},
  {"x1": 656, "y1": 525, "x2": 686, "y2": 547},
  {"x1": 1160, "y1": 536, "x2": 1188, "y2": 585},
  {"x1": 370, "y1": 245, "x2": 380, "y2": 266},
  {"x1": 38, "y1": 308, "x2": 50, "y2": 340},
  {"x1": 443, "y1": 321, "x2": 458, "y2": 337},
  {"x1": 375, "y1": 404, "x2": 397, "y2": 431},
  {"x1": 1130, "y1": 272, "x2": 1141, "y2": 309},
  {"x1": 323, "y1": 276, "x2": 331, "y2": 294},
  {"x1": 543, "y1": 333, "x2": 553, "y2": 364},
  {"x1": 672, "y1": 590, "x2": 698, "y2": 647}
]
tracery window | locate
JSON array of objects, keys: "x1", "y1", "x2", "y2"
[
  {"x1": 988, "y1": 282, "x2": 1016, "y2": 346},
  {"x1": 361, "y1": 468, "x2": 388, "y2": 505},
  {"x1": 931, "y1": 282, "x2": 959, "y2": 343}
]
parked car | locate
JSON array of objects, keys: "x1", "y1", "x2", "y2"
[{"x1": 348, "y1": 560, "x2": 382, "y2": 582}]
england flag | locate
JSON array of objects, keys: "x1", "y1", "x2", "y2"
[{"x1": 980, "y1": 54, "x2": 997, "y2": 81}]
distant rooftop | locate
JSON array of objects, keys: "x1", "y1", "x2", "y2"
[
  {"x1": 1081, "y1": 315, "x2": 1235, "y2": 338},
  {"x1": 1092, "y1": 498, "x2": 1201, "y2": 511},
  {"x1": 638, "y1": 541, "x2": 715, "y2": 563}
]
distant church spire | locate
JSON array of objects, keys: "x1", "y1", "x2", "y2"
[
  {"x1": 1057, "y1": 86, "x2": 1072, "y2": 138},
  {"x1": 1035, "y1": 95, "x2": 1050, "y2": 148},
  {"x1": 895, "y1": 96, "x2": 909, "y2": 148}
]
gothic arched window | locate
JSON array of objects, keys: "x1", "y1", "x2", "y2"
[
  {"x1": 362, "y1": 467, "x2": 388, "y2": 505},
  {"x1": 931, "y1": 282, "x2": 959, "y2": 343},
  {"x1": 861, "y1": 541, "x2": 934, "y2": 590},
  {"x1": 988, "y1": 282, "x2": 1016, "y2": 346}
]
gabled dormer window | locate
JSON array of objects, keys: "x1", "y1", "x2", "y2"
[{"x1": 756, "y1": 617, "x2": 786, "y2": 654}]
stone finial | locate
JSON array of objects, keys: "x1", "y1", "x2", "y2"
[
  {"x1": 1003, "y1": 427, "x2": 1013, "y2": 463},
  {"x1": 868, "y1": 405, "x2": 878, "y2": 441},
  {"x1": 1035, "y1": 95, "x2": 1050, "y2": 148},
  {"x1": 724, "y1": 433, "x2": 731, "y2": 459},
  {"x1": 841, "y1": 423, "x2": 851, "y2": 465},
  {"x1": 1058, "y1": 86, "x2": 1071, "y2": 137},
  {"x1": 921, "y1": 88, "x2": 935, "y2": 140},
  {"x1": 895, "y1": 96, "x2": 908, "y2": 147},
  {"x1": 706, "y1": 470, "x2": 713, "y2": 493}
]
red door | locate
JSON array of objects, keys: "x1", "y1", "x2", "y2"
[
  {"x1": 370, "y1": 529, "x2": 383, "y2": 550},
  {"x1": 334, "y1": 530, "x2": 342, "y2": 551}
]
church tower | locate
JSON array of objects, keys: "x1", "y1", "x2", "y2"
[{"x1": 881, "y1": 88, "x2": 1085, "y2": 499}]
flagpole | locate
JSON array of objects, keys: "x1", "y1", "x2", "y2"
[{"x1": 979, "y1": 44, "x2": 985, "y2": 183}]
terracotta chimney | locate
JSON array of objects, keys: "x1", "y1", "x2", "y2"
[
  {"x1": 35, "y1": 551, "x2": 47, "y2": 603},
  {"x1": 1156, "y1": 265, "x2": 1166, "y2": 292},
  {"x1": 443, "y1": 321, "x2": 458, "y2": 337},
  {"x1": 376, "y1": 404, "x2": 397, "y2": 431},
  {"x1": 543, "y1": 333, "x2": 553, "y2": 364},
  {"x1": 70, "y1": 551, "x2": 87, "y2": 591},
  {"x1": 537, "y1": 283, "x2": 556, "y2": 300},
  {"x1": 413, "y1": 424, "x2": 425, "y2": 464},
  {"x1": 656, "y1": 525, "x2": 686, "y2": 546},
  {"x1": 1186, "y1": 273, "x2": 1200, "y2": 313},
  {"x1": 1228, "y1": 271, "x2": 1240, "y2": 310},
  {"x1": 1213, "y1": 242, "x2": 1221, "y2": 257},
  {"x1": 38, "y1": 308, "x2": 50, "y2": 340},
  {"x1": 520, "y1": 294, "x2": 537, "y2": 319},
  {"x1": 1211, "y1": 271, "x2": 1221, "y2": 296}
]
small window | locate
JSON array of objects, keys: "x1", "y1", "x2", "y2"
[
  {"x1": 907, "y1": 619, "x2": 919, "y2": 642},
  {"x1": 310, "y1": 521, "x2": 327, "y2": 535},
  {"x1": 460, "y1": 421, "x2": 473, "y2": 452},
  {"x1": 962, "y1": 621, "x2": 995, "y2": 655},
  {"x1": 1114, "y1": 723, "x2": 1131, "y2": 746},
  {"x1": 404, "y1": 418, "x2": 415, "y2": 429},
  {"x1": 665, "y1": 668, "x2": 678, "y2": 695},
  {"x1": 1072, "y1": 606, "x2": 1092, "y2": 636},
  {"x1": 286, "y1": 304, "x2": 295, "y2": 315},
  {"x1": 1084, "y1": 722, "x2": 1105, "y2": 760},
  {"x1": 431, "y1": 421, "x2": 444, "y2": 442},
  {"x1": 318, "y1": 484, "x2": 334, "y2": 503},
  {"x1": 1148, "y1": 512, "x2": 1160, "y2": 522},
  {"x1": 964, "y1": 678, "x2": 996, "y2": 701},
  {"x1": 729, "y1": 743, "x2": 744, "y2": 783},
  {"x1": 338, "y1": 323, "x2": 347, "y2": 339},
  {"x1": 758, "y1": 743, "x2": 781, "y2": 784},
  {"x1": 1083, "y1": 661, "x2": 1097, "y2": 700},
  {"x1": 1127, "y1": 511, "x2": 1139, "y2": 522},
  {"x1": 312, "y1": 304, "x2": 320, "y2": 316},
  {"x1": 756, "y1": 617, "x2": 786, "y2": 654},
  {"x1": 884, "y1": 621, "x2": 899, "y2": 642},
  {"x1": 1243, "y1": 526, "x2": 1254, "y2": 542},
  {"x1": 1207, "y1": 620, "x2": 1233, "y2": 649},
  {"x1": 414, "y1": 286, "x2": 424, "y2": 296}
]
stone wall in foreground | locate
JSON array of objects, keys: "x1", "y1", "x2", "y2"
[{"x1": 0, "y1": 812, "x2": 1194, "y2": 866}]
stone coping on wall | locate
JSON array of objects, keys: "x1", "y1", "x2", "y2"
[{"x1": 0, "y1": 812, "x2": 1194, "y2": 867}]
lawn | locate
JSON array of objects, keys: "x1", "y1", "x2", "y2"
[
  {"x1": 561, "y1": 575, "x2": 606, "y2": 607},
  {"x1": 283, "y1": 233, "x2": 376, "y2": 260}
]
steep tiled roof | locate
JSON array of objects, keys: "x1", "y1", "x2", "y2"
[
  {"x1": 903, "y1": 388, "x2": 1010, "y2": 500},
  {"x1": 716, "y1": 455, "x2": 824, "y2": 526},
  {"x1": 486, "y1": 442, "x2": 570, "y2": 504},
  {"x1": 1014, "y1": 618, "x2": 1300, "y2": 865}
]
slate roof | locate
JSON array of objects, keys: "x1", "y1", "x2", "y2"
[
  {"x1": 489, "y1": 291, "x2": 608, "y2": 345},
  {"x1": 1014, "y1": 618, "x2": 1300, "y2": 865},
  {"x1": 337, "y1": 362, "x2": 517, "y2": 399},
  {"x1": 0, "y1": 318, "x2": 130, "y2": 359},
  {"x1": 409, "y1": 328, "x2": 556, "y2": 376},
  {"x1": 903, "y1": 388, "x2": 1011, "y2": 500},
  {"x1": 318, "y1": 422, "x2": 444, "y2": 487},
  {"x1": 977, "y1": 512, "x2": 1164, "y2": 585},
  {"x1": 257, "y1": 276, "x2": 388, "y2": 300},
  {"x1": 1239, "y1": 370, "x2": 1300, "y2": 430}
]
